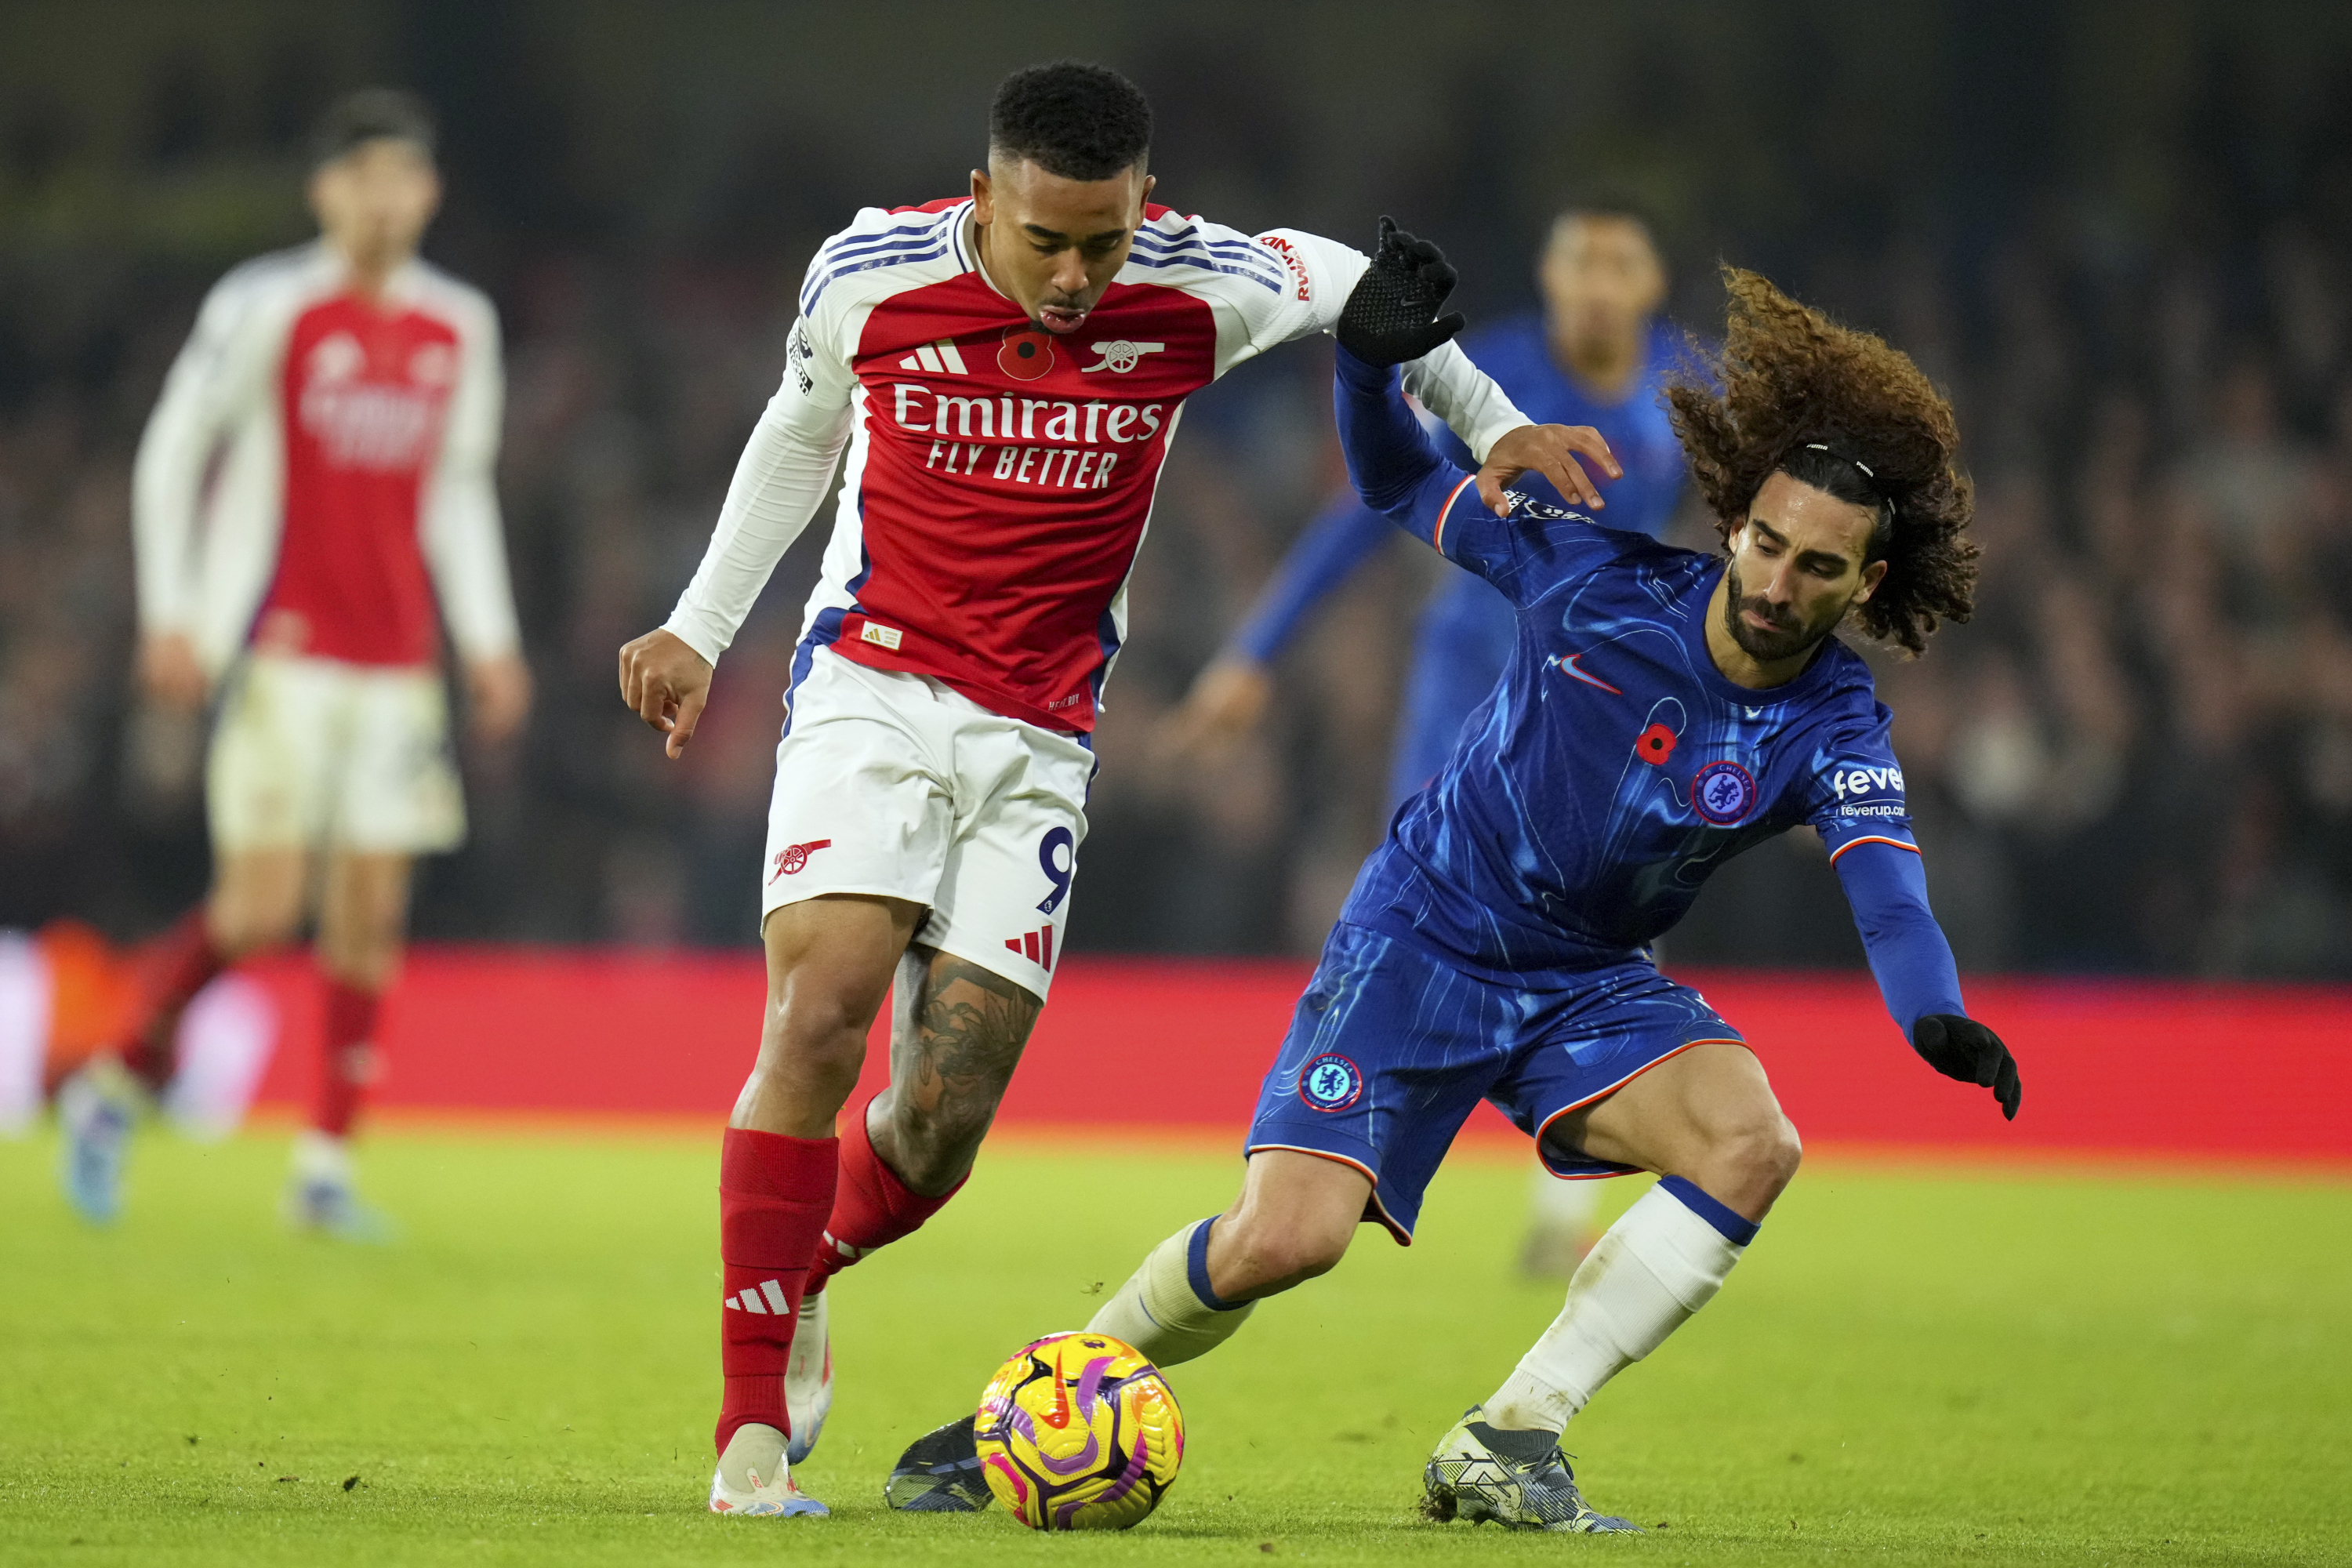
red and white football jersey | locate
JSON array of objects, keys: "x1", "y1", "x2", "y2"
[
  {"x1": 663, "y1": 199, "x2": 1527, "y2": 732},
  {"x1": 133, "y1": 241, "x2": 517, "y2": 673}
]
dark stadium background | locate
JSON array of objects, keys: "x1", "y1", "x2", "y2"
[{"x1": 6, "y1": 0, "x2": 2352, "y2": 982}]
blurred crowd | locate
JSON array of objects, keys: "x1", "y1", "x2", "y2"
[{"x1": 5, "y1": 14, "x2": 2352, "y2": 978}]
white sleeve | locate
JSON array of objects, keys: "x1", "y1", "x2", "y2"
[
  {"x1": 1225, "y1": 226, "x2": 1365, "y2": 358},
  {"x1": 1398, "y1": 339, "x2": 1532, "y2": 465},
  {"x1": 659, "y1": 312, "x2": 856, "y2": 666},
  {"x1": 1238, "y1": 227, "x2": 1531, "y2": 463},
  {"x1": 420, "y1": 296, "x2": 521, "y2": 662},
  {"x1": 132, "y1": 273, "x2": 276, "y2": 636}
]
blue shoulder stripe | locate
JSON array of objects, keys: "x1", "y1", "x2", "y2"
[
  {"x1": 1123, "y1": 250, "x2": 1283, "y2": 292},
  {"x1": 800, "y1": 241, "x2": 951, "y2": 316},
  {"x1": 804, "y1": 230, "x2": 952, "y2": 292},
  {"x1": 1131, "y1": 230, "x2": 1287, "y2": 280},
  {"x1": 1136, "y1": 227, "x2": 1282, "y2": 267},
  {"x1": 815, "y1": 216, "x2": 948, "y2": 264}
]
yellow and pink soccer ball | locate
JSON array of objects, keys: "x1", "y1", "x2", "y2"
[{"x1": 973, "y1": 1330, "x2": 1185, "y2": 1530}]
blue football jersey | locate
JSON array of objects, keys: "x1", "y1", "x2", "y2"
[{"x1": 1334, "y1": 364, "x2": 1922, "y2": 985}]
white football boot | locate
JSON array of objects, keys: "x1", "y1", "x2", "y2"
[
  {"x1": 709, "y1": 1421, "x2": 827, "y2": 1517},
  {"x1": 785, "y1": 1288, "x2": 833, "y2": 1464}
]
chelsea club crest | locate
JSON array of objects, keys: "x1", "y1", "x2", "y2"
[
  {"x1": 1691, "y1": 760, "x2": 1759, "y2": 825},
  {"x1": 1297, "y1": 1053, "x2": 1364, "y2": 1112}
]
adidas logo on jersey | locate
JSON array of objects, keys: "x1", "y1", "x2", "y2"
[
  {"x1": 898, "y1": 339, "x2": 970, "y2": 374},
  {"x1": 1083, "y1": 339, "x2": 1166, "y2": 374},
  {"x1": 727, "y1": 1279, "x2": 792, "y2": 1314},
  {"x1": 1004, "y1": 924, "x2": 1057, "y2": 971}
]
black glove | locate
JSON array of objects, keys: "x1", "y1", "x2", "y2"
[
  {"x1": 1911, "y1": 1014, "x2": 2022, "y2": 1121},
  {"x1": 1335, "y1": 216, "x2": 1468, "y2": 367}
]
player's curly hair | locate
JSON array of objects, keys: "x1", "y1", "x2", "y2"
[
  {"x1": 1665, "y1": 267, "x2": 1976, "y2": 655},
  {"x1": 989, "y1": 62, "x2": 1152, "y2": 181}
]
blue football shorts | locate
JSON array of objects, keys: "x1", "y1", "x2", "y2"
[{"x1": 1245, "y1": 920, "x2": 1748, "y2": 1243}]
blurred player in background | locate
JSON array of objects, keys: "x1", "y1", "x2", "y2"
[
  {"x1": 1170, "y1": 203, "x2": 1685, "y2": 1278},
  {"x1": 615, "y1": 62, "x2": 1595, "y2": 1519},
  {"x1": 887, "y1": 235, "x2": 2020, "y2": 1531},
  {"x1": 57, "y1": 89, "x2": 529, "y2": 1235},
  {"x1": 0, "y1": 922, "x2": 278, "y2": 1144}
]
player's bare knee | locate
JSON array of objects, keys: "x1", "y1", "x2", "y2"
[
  {"x1": 211, "y1": 895, "x2": 300, "y2": 957},
  {"x1": 1716, "y1": 1111, "x2": 1802, "y2": 1204},
  {"x1": 1217, "y1": 1209, "x2": 1350, "y2": 1296},
  {"x1": 754, "y1": 997, "x2": 868, "y2": 1094}
]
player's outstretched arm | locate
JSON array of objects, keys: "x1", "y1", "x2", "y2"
[
  {"x1": 1335, "y1": 219, "x2": 1617, "y2": 516},
  {"x1": 1332, "y1": 346, "x2": 1460, "y2": 521},
  {"x1": 1226, "y1": 493, "x2": 1397, "y2": 668},
  {"x1": 1163, "y1": 492, "x2": 1399, "y2": 755},
  {"x1": 1834, "y1": 840, "x2": 2022, "y2": 1120}
]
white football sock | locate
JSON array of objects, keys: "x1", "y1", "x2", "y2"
[
  {"x1": 1086, "y1": 1218, "x2": 1255, "y2": 1368},
  {"x1": 1485, "y1": 1176, "x2": 1755, "y2": 1432},
  {"x1": 717, "y1": 1421, "x2": 787, "y2": 1493},
  {"x1": 290, "y1": 1128, "x2": 353, "y2": 1185}
]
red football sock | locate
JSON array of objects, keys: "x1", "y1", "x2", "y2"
[
  {"x1": 717, "y1": 1128, "x2": 839, "y2": 1456},
  {"x1": 120, "y1": 909, "x2": 230, "y2": 1092},
  {"x1": 314, "y1": 980, "x2": 383, "y2": 1138},
  {"x1": 804, "y1": 1095, "x2": 968, "y2": 1297}
]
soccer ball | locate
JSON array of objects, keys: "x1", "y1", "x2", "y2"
[{"x1": 972, "y1": 1331, "x2": 1184, "y2": 1530}]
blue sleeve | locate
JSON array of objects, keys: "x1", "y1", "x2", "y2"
[
  {"x1": 1228, "y1": 491, "x2": 1396, "y2": 664},
  {"x1": 1334, "y1": 345, "x2": 1615, "y2": 607},
  {"x1": 1833, "y1": 840, "x2": 1965, "y2": 1032}
]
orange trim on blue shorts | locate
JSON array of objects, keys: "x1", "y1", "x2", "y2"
[
  {"x1": 1530, "y1": 1037, "x2": 1755, "y2": 1177},
  {"x1": 1242, "y1": 1142, "x2": 1413, "y2": 1247}
]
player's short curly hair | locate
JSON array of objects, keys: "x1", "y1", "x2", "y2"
[
  {"x1": 989, "y1": 62, "x2": 1152, "y2": 181},
  {"x1": 1665, "y1": 267, "x2": 1976, "y2": 655}
]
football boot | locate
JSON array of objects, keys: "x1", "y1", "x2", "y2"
[
  {"x1": 785, "y1": 1289, "x2": 832, "y2": 1464},
  {"x1": 1422, "y1": 1405, "x2": 1640, "y2": 1533},
  {"x1": 710, "y1": 1421, "x2": 828, "y2": 1518},
  {"x1": 56, "y1": 1059, "x2": 140, "y2": 1224},
  {"x1": 883, "y1": 1413, "x2": 993, "y2": 1512},
  {"x1": 281, "y1": 1171, "x2": 397, "y2": 1243}
]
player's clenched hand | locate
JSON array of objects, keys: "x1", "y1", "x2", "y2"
[
  {"x1": 466, "y1": 652, "x2": 533, "y2": 745},
  {"x1": 1336, "y1": 217, "x2": 1467, "y2": 368},
  {"x1": 618, "y1": 628, "x2": 713, "y2": 760},
  {"x1": 1477, "y1": 423, "x2": 1621, "y2": 517},
  {"x1": 1911, "y1": 1013, "x2": 2023, "y2": 1120},
  {"x1": 138, "y1": 631, "x2": 209, "y2": 711}
]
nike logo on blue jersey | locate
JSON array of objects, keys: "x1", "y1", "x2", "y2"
[{"x1": 1555, "y1": 654, "x2": 1623, "y2": 695}]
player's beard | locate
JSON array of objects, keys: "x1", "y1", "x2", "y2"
[{"x1": 1721, "y1": 558, "x2": 1838, "y2": 665}]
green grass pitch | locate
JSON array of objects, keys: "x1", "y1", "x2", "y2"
[{"x1": 2, "y1": 1124, "x2": 2347, "y2": 1566}]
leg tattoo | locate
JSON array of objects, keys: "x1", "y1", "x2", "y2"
[{"x1": 875, "y1": 948, "x2": 1040, "y2": 1192}]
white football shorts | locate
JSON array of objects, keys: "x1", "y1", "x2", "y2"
[
  {"x1": 760, "y1": 648, "x2": 1093, "y2": 1000},
  {"x1": 208, "y1": 652, "x2": 466, "y2": 856}
]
